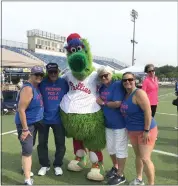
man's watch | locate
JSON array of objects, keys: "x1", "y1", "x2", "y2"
[{"x1": 144, "y1": 129, "x2": 149, "y2": 133}]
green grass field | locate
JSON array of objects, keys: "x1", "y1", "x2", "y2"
[{"x1": 1, "y1": 87, "x2": 178, "y2": 185}]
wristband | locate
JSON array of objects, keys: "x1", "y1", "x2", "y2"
[
  {"x1": 144, "y1": 129, "x2": 149, "y2": 133},
  {"x1": 22, "y1": 129, "x2": 29, "y2": 132}
]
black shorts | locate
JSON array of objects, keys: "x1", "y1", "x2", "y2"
[
  {"x1": 16, "y1": 121, "x2": 41, "y2": 156},
  {"x1": 151, "y1": 105, "x2": 157, "y2": 118}
]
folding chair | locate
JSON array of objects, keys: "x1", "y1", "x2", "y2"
[{"x1": 1, "y1": 90, "x2": 18, "y2": 115}]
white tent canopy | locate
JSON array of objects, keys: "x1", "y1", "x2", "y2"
[
  {"x1": 0, "y1": 48, "x2": 45, "y2": 67},
  {"x1": 115, "y1": 65, "x2": 146, "y2": 75}
]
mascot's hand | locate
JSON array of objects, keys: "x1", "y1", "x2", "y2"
[{"x1": 96, "y1": 97, "x2": 104, "y2": 106}]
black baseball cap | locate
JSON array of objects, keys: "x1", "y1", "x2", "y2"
[{"x1": 46, "y1": 63, "x2": 59, "y2": 72}]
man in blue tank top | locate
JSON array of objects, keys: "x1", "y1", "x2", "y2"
[
  {"x1": 38, "y1": 63, "x2": 69, "y2": 176},
  {"x1": 15, "y1": 66, "x2": 44, "y2": 185}
]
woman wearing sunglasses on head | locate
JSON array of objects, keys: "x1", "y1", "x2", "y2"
[
  {"x1": 142, "y1": 64, "x2": 159, "y2": 118},
  {"x1": 15, "y1": 66, "x2": 44, "y2": 185},
  {"x1": 96, "y1": 66, "x2": 128, "y2": 185},
  {"x1": 120, "y1": 72, "x2": 158, "y2": 185}
]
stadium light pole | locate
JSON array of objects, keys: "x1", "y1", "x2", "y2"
[{"x1": 130, "y1": 9, "x2": 138, "y2": 66}]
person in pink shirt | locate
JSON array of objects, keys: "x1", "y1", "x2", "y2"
[{"x1": 142, "y1": 64, "x2": 159, "y2": 117}]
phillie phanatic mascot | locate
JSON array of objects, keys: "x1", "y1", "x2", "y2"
[{"x1": 60, "y1": 33, "x2": 106, "y2": 181}]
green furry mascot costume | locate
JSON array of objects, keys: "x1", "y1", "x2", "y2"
[{"x1": 60, "y1": 33, "x2": 106, "y2": 181}]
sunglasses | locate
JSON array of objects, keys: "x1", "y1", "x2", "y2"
[
  {"x1": 33, "y1": 73, "x2": 44, "y2": 77},
  {"x1": 122, "y1": 78, "x2": 134, "y2": 82},
  {"x1": 48, "y1": 70, "x2": 58, "y2": 74},
  {"x1": 99, "y1": 74, "x2": 109, "y2": 79},
  {"x1": 148, "y1": 70, "x2": 155, "y2": 73}
]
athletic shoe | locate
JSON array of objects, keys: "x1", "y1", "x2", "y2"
[
  {"x1": 54, "y1": 167, "x2": 63, "y2": 176},
  {"x1": 107, "y1": 174, "x2": 126, "y2": 185},
  {"x1": 129, "y1": 178, "x2": 145, "y2": 185},
  {"x1": 24, "y1": 178, "x2": 34, "y2": 185},
  {"x1": 38, "y1": 167, "x2": 50, "y2": 176},
  {"x1": 106, "y1": 167, "x2": 118, "y2": 179}
]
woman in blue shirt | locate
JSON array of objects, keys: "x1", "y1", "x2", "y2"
[
  {"x1": 120, "y1": 72, "x2": 157, "y2": 185},
  {"x1": 15, "y1": 66, "x2": 44, "y2": 185},
  {"x1": 96, "y1": 66, "x2": 128, "y2": 185}
]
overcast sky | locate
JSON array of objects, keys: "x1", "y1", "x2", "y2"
[{"x1": 2, "y1": 2, "x2": 177, "y2": 67}]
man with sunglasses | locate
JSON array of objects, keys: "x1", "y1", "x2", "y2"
[{"x1": 38, "y1": 63, "x2": 69, "y2": 176}]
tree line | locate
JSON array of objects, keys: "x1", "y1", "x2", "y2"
[{"x1": 155, "y1": 65, "x2": 178, "y2": 79}]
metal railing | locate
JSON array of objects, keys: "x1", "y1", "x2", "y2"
[
  {"x1": 1, "y1": 39, "x2": 29, "y2": 49},
  {"x1": 27, "y1": 29, "x2": 66, "y2": 42}
]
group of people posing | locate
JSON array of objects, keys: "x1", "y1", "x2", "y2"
[{"x1": 15, "y1": 63, "x2": 159, "y2": 185}]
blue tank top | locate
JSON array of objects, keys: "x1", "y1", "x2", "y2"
[
  {"x1": 120, "y1": 89, "x2": 156, "y2": 131},
  {"x1": 15, "y1": 82, "x2": 44, "y2": 125}
]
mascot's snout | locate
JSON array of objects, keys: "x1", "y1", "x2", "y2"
[{"x1": 68, "y1": 52, "x2": 87, "y2": 72}]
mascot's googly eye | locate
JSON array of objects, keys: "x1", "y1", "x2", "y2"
[
  {"x1": 71, "y1": 47, "x2": 76, "y2": 53},
  {"x1": 77, "y1": 46, "x2": 82, "y2": 52}
]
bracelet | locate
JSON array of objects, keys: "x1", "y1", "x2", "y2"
[{"x1": 22, "y1": 129, "x2": 29, "y2": 132}]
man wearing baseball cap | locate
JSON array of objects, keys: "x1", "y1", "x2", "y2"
[{"x1": 38, "y1": 63, "x2": 69, "y2": 176}]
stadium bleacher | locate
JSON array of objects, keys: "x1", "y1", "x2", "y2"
[
  {"x1": 1, "y1": 45, "x2": 127, "y2": 71},
  {"x1": 24, "y1": 49, "x2": 68, "y2": 70}
]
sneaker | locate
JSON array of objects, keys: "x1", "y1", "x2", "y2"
[
  {"x1": 38, "y1": 167, "x2": 50, "y2": 176},
  {"x1": 106, "y1": 167, "x2": 118, "y2": 179},
  {"x1": 54, "y1": 167, "x2": 63, "y2": 176},
  {"x1": 129, "y1": 178, "x2": 145, "y2": 185},
  {"x1": 24, "y1": 178, "x2": 34, "y2": 185},
  {"x1": 107, "y1": 174, "x2": 126, "y2": 185},
  {"x1": 174, "y1": 127, "x2": 178, "y2": 130},
  {"x1": 22, "y1": 168, "x2": 34, "y2": 177}
]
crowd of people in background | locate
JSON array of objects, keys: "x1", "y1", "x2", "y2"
[{"x1": 14, "y1": 63, "x2": 176, "y2": 185}]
